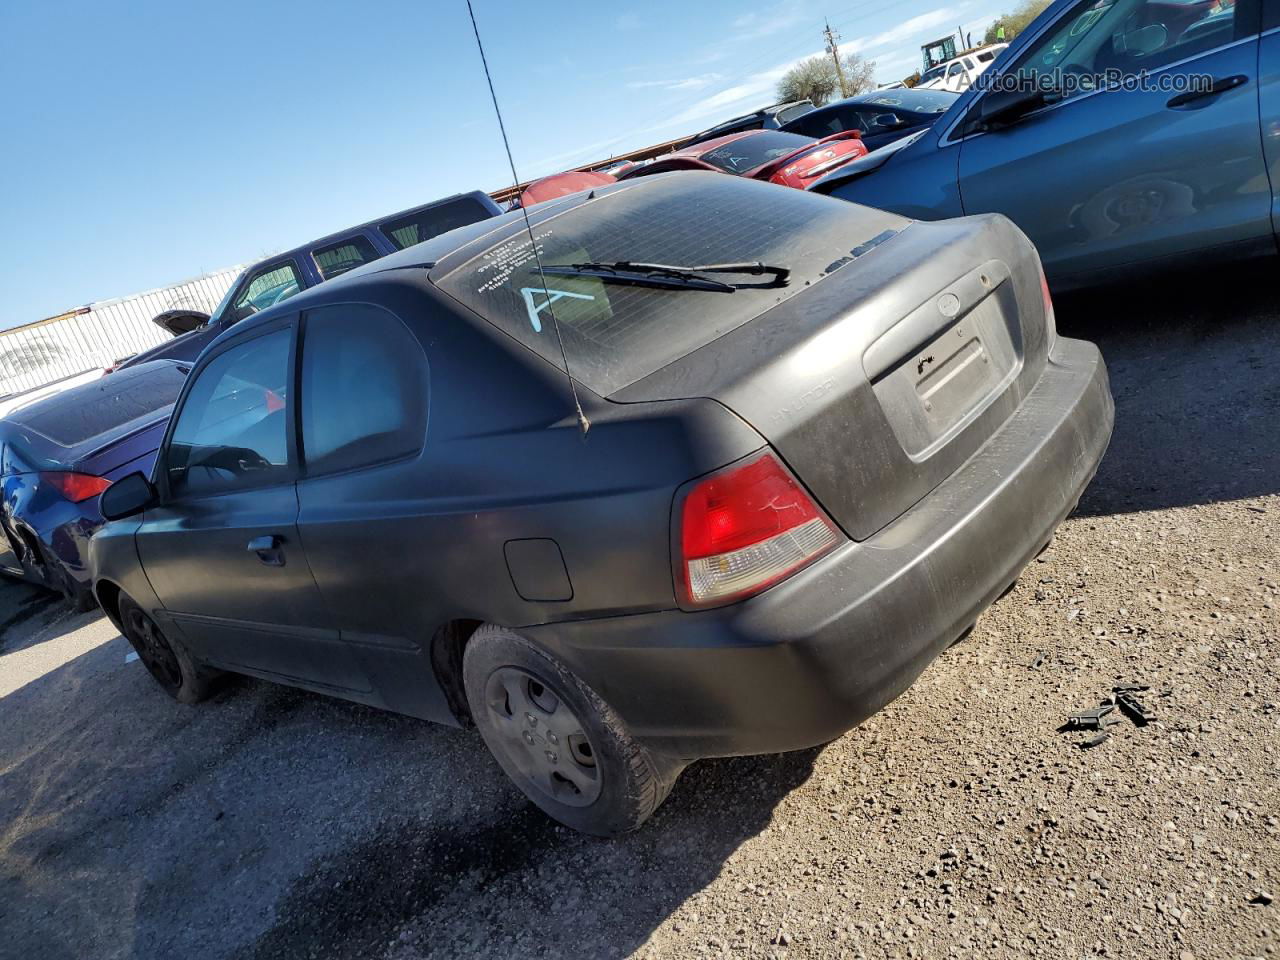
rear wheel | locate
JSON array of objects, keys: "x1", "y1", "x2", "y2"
[
  {"x1": 118, "y1": 594, "x2": 220, "y2": 704},
  {"x1": 463, "y1": 624, "x2": 680, "y2": 836}
]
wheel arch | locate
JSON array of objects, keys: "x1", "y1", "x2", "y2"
[
  {"x1": 94, "y1": 579, "x2": 125, "y2": 633},
  {"x1": 428, "y1": 618, "x2": 484, "y2": 726}
]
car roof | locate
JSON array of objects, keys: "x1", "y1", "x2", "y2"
[
  {"x1": 206, "y1": 175, "x2": 709, "y2": 351},
  {"x1": 680, "y1": 100, "x2": 812, "y2": 143},
  {"x1": 270, "y1": 190, "x2": 500, "y2": 262}
]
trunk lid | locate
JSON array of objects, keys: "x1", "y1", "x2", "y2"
[{"x1": 612, "y1": 213, "x2": 1054, "y2": 541}]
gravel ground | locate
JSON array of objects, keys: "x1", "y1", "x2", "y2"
[{"x1": 1, "y1": 267, "x2": 1277, "y2": 960}]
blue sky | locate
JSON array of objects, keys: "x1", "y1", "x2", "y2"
[{"x1": 0, "y1": 0, "x2": 1004, "y2": 329}]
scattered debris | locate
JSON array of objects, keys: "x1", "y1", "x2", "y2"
[
  {"x1": 1029, "y1": 653, "x2": 1046, "y2": 670},
  {"x1": 1115, "y1": 690, "x2": 1153, "y2": 726},
  {"x1": 124, "y1": 651, "x2": 139, "y2": 664},
  {"x1": 1065, "y1": 703, "x2": 1119, "y2": 730},
  {"x1": 1064, "y1": 683, "x2": 1157, "y2": 742}
]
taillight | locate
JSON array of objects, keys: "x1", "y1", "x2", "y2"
[
  {"x1": 40, "y1": 472, "x2": 112, "y2": 503},
  {"x1": 676, "y1": 451, "x2": 841, "y2": 608},
  {"x1": 1038, "y1": 258, "x2": 1057, "y2": 349}
]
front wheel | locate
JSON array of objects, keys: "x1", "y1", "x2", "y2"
[
  {"x1": 463, "y1": 624, "x2": 681, "y2": 836},
  {"x1": 118, "y1": 594, "x2": 221, "y2": 704}
]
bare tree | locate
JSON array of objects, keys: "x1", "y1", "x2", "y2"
[
  {"x1": 778, "y1": 52, "x2": 877, "y2": 106},
  {"x1": 840, "y1": 53, "x2": 876, "y2": 96}
]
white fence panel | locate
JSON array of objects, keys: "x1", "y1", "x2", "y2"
[{"x1": 0, "y1": 266, "x2": 243, "y2": 399}]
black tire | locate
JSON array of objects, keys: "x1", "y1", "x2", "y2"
[
  {"x1": 463, "y1": 623, "x2": 681, "y2": 836},
  {"x1": 118, "y1": 593, "x2": 220, "y2": 704}
]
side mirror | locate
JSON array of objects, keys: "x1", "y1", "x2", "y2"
[
  {"x1": 873, "y1": 113, "x2": 906, "y2": 129},
  {"x1": 100, "y1": 471, "x2": 157, "y2": 521},
  {"x1": 978, "y1": 87, "x2": 1052, "y2": 128}
]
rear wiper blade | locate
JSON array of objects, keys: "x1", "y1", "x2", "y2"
[{"x1": 538, "y1": 260, "x2": 790, "y2": 293}]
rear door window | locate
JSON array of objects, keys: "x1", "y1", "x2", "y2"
[
  {"x1": 232, "y1": 262, "x2": 303, "y2": 321},
  {"x1": 312, "y1": 235, "x2": 381, "y2": 280},
  {"x1": 433, "y1": 175, "x2": 902, "y2": 395},
  {"x1": 299, "y1": 304, "x2": 426, "y2": 475},
  {"x1": 164, "y1": 328, "x2": 292, "y2": 498},
  {"x1": 379, "y1": 198, "x2": 495, "y2": 250}
]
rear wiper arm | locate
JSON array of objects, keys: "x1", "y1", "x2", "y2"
[{"x1": 538, "y1": 260, "x2": 791, "y2": 293}]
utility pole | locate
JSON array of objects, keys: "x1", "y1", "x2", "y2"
[{"x1": 824, "y1": 20, "x2": 850, "y2": 99}]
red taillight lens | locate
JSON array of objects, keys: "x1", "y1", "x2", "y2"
[
  {"x1": 40, "y1": 472, "x2": 112, "y2": 503},
  {"x1": 676, "y1": 451, "x2": 841, "y2": 608},
  {"x1": 1038, "y1": 258, "x2": 1057, "y2": 348}
]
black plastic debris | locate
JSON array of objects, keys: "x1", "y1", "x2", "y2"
[
  {"x1": 1065, "y1": 703, "x2": 1119, "y2": 730},
  {"x1": 1115, "y1": 690, "x2": 1153, "y2": 726},
  {"x1": 1112, "y1": 683, "x2": 1150, "y2": 694},
  {"x1": 1063, "y1": 682, "x2": 1157, "y2": 744}
]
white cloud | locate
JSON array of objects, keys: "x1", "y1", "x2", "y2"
[
  {"x1": 664, "y1": 49, "x2": 823, "y2": 129},
  {"x1": 848, "y1": 8, "x2": 960, "y2": 54},
  {"x1": 730, "y1": 8, "x2": 802, "y2": 40},
  {"x1": 627, "y1": 73, "x2": 724, "y2": 92}
]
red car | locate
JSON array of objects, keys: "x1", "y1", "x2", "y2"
[
  {"x1": 619, "y1": 129, "x2": 868, "y2": 190},
  {"x1": 516, "y1": 170, "x2": 617, "y2": 208}
]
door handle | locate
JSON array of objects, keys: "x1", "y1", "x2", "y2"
[
  {"x1": 1167, "y1": 74, "x2": 1247, "y2": 109},
  {"x1": 247, "y1": 534, "x2": 286, "y2": 566}
]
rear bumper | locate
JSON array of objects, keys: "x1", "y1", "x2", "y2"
[{"x1": 527, "y1": 336, "x2": 1113, "y2": 759}]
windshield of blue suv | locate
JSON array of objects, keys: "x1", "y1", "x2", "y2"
[{"x1": 433, "y1": 175, "x2": 901, "y2": 395}]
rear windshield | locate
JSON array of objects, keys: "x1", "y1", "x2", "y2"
[
  {"x1": 379, "y1": 198, "x2": 494, "y2": 251},
  {"x1": 14, "y1": 363, "x2": 188, "y2": 448},
  {"x1": 701, "y1": 131, "x2": 815, "y2": 173},
  {"x1": 433, "y1": 174, "x2": 898, "y2": 395},
  {"x1": 859, "y1": 89, "x2": 957, "y2": 114},
  {"x1": 774, "y1": 102, "x2": 814, "y2": 124}
]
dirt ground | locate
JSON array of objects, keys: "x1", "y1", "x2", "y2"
[{"x1": 1, "y1": 266, "x2": 1276, "y2": 960}]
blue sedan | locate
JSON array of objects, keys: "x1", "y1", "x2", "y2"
[
  {"x1": 0, "y1": 360, "x2": 189, "y2": 609},
  {"x1": 813, "y1": 0, "x2": 1279, "y2": 289}
]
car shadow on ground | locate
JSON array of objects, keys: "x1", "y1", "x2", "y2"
[
  {"x1": 1055, "y1": 261, "x2": 1280, "y2": 518},
  {"x1": 0, "y1": 578, "x2": 76, "y2": 656},
  {"x1": 0, "y1": 601, "x2": 820, "y2": 960}
]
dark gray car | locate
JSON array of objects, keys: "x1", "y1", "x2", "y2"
[{"x1": 91, "y1": 173, "x2": 1112, "y2": 835}]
